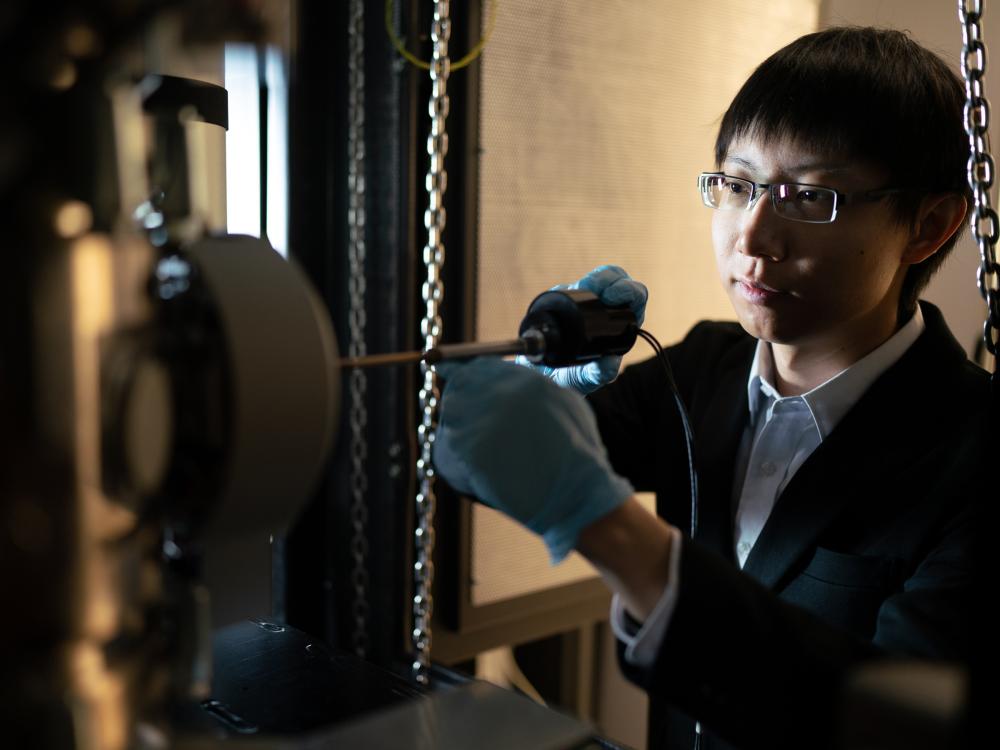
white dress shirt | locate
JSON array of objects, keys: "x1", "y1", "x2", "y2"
[{"x1": 611, "y1": 308, "x2": 926, "y2": 667}]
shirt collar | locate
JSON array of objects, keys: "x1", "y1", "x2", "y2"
[{"x1": 746, "y1": 306, "x2": 925, "y2": 438}]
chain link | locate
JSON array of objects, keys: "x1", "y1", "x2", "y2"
[
  {"x1": 412, "y1": 0, "x2": 451, "y2": 686},
  {"x1": 960, "y1": 0, "x2": 1000, "y2": 356},
  {"x1": 347, "y1": 0, "x2": 371, "y2": 659}
]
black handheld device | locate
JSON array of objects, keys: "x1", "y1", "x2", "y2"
[{"x1": 517, "y1": 289, "x2": 639, "y2": 367}]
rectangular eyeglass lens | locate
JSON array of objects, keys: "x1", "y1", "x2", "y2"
[
  {"x1": 775, "y1": 185, "x2": 836, "y2": 221},
  {"x1": 704, "y1": 175, "x2": 746, "y2": 209}
]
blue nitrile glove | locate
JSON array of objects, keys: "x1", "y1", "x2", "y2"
[
  {"x1": 433, "y1": 357, "x2": 634, "y2": 563},
  {"x1": 516, "y1": 264, "x2": 648, "y2": 395}
]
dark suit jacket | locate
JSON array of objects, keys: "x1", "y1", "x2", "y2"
[{"x1": 587, "y1": 302, "x2": 990, "y2": 750}]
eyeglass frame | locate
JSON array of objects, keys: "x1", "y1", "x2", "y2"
[{"x1": 697, "y1": 172, "x2": 906, "y2": 224}]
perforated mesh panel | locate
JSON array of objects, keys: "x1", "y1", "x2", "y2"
[
  {"x1": 471, "y1": 1, "x2": 821, "y2": 607},
  {"x1": 471, "y1": 495, "x2": 656, "y2": 606}
]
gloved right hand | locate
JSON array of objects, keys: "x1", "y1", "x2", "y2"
[
  {"x1": 516, "y1": 265, "x2": 648, "y2": 395},
  {"x1": 433, "y1": 357, "x2": 634, "y2": 563}
]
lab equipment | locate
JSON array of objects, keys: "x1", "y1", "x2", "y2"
[{"x1": 340, "y1": 285, "x2": 641, "y2": 371}]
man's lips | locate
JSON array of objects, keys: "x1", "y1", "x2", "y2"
[
  {"x1": 742, "y1": 278, "x2": 782, "y2": 292},
  {"x1": 736, "y1": 278, "x2": 786, "y2": 303}
]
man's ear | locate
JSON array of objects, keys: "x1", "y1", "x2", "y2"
[{"x1": 902, "y1": 193, "x2": 968, "y2": 265}]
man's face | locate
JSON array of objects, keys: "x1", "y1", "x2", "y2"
[{"x1": 712, "y1": 135, "x2": 913, "y2": 352}]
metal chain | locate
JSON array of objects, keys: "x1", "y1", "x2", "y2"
[
  {"x1": 959, "y1": 0, "x2": 1000, "y2": 357},
  {"x1": 347, "y1": 0, "x2": 371, "y2": 660},
  {"x1": 412, "y1": 0, "x2": 451, "y2": 686}
]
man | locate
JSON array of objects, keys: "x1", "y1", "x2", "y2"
[{"x1": 433, "y1": 27, "x2": 989, "y2": 749}]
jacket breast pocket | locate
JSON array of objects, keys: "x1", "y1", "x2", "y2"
[{"x1": 781, "y1": 548, "x2": 901, "y2": 638}]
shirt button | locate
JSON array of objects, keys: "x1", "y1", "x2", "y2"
[{"x1": 760, "y1": 461, "x2": 777, "y2": 477}]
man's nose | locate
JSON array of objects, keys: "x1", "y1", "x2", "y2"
[{"x1": 738, "y1": 189, "x2": 785, "y2": 261}]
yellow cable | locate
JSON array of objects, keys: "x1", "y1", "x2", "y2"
[{"x1": 385, "y1": 0, "x2": 497, "y2": 71}]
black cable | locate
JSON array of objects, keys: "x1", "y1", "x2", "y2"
[{"x1": 636, "y1": 328, "x2": 700, "y2": 537}]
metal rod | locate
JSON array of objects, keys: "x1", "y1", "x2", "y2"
[
  {"x1": 338, "y1": 338, "x2": 530, "y2": 370},
  {"x1": 424, "y1": 338, "x2": 527, "y2": 363},
  {"x1": 339, "y1": 350, "x2": 425, "y2": 369}
]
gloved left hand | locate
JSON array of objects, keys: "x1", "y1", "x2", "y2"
[{"x1": 433, "y1": 357, "x2": 634, "y2": 562}]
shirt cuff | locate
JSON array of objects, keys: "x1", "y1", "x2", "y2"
[{"x1": 609, "y1": 525, "x2": 683, "y2": 669}]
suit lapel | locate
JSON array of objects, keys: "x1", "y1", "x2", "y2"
[
  {"x1": 739, "y1": 419, "x2": 876, "y2": 588},
  {"x1": 740, "y1": 302, "x2": 966, "y2": 589},
  {"x1": 690, "y1": 349, "x2": 752, "y2": 563}
]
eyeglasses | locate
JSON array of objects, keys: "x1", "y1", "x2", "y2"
[{"x1": 697, "y1": 172, "x2": 904, "y2": 224}]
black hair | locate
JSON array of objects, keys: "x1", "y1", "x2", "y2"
[{"x1": 715, "y1": 26, "x2": 972, "y2": 314}]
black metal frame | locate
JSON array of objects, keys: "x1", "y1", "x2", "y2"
[{"x1": 281, "y1": 0, "x2": 420, "y2": 672}]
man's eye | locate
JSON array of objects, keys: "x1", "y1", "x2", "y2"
[
  {"x1": 795, "y1": 189, "x2": 819, "y2": 202},
  {"x1": 726, "y1": 180, "x2": 747, "y2": 194}
]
